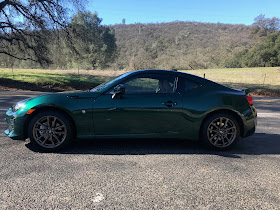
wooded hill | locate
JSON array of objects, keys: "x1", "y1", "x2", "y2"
[
  {"x1": 2, "y1": 11, "x2": 279, "y2": 70},
  {"x1": 112, "y1": 22, "x2": 255, "y2": 70}
]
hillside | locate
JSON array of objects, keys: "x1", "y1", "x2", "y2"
[
  {"x1": 0, "y1": 20, "x2": 258, "y2": 70},
  {"x1": 112, "y1": 21, "x2": 255, "y2": 70}
]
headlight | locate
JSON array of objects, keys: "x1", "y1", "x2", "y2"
[{"x1": 12, "y1": 99, "x2": 29, "y2": 112}]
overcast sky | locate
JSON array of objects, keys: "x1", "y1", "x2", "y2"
[{"x1": 87, "y1": 0, "x2": 280, "y2": 25}]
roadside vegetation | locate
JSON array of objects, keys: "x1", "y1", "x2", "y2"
[{"x1": 0, "y1": 68, "x2": 279, "y2": 96}]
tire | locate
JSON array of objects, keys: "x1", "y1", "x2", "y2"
[
  {"x1": 28, "y1": 110, "x2": 73, "y2": 152},
  {"x1": 201, "y1": 113, "x2": 240, "y2": 150}
]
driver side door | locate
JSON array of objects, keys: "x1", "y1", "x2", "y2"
[{"x1": 92, "y1": 73, "x2": 184, "y2": 136}]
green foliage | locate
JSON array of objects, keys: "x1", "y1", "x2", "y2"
[
  {"x1": 0, "y1": 11, "x2": 117, "y2": 70},
  {"x1": 227, "y1": 31, "x2": 280, "y2": 68},
  {"x1": 68, "y1": 11, "x2": 117, "y2": 69},
  {"x1": 224, "y1": 50, "x2": 248, "y2": 68}
]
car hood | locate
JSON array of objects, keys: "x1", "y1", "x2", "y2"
[
  {"x1": 33, "y1": 90, "x2": 100, "y2": 99},
  {"x1": 19, "y1": 90, "x2": 101, "y2": 107}
]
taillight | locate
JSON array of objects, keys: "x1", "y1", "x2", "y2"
[{"x1": 246, "y1": 96, "x2": 253, "y2": 106}]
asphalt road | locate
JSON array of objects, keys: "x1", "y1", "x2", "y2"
[{"x1": 0, "y1": 91, "x2": 279, "y2": 209}]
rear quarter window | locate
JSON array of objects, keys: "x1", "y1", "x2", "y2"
[{"x1": 177, "y1": 77, "x2": 201, "y2": 92}]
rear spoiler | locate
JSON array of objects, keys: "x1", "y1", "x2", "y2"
[{"x1": 242, "y1": 88, "x2": 254, "y2": 95}]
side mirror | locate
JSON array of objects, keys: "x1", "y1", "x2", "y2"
[{"x1": 111, "y1": 84, "x2": 125, "y2": 99}]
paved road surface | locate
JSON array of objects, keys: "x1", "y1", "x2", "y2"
[{"x1": 0, "y1": 91, "x2": 279, "y2": 209}]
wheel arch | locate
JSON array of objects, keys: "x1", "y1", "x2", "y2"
[
  {"x1": 199, "y1": 109, "x2": 244, "y2": 139},
  {"x1": 23, "y1": 106, "x2": 77, "y2": 139}
]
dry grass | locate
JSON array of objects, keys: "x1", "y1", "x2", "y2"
[
  {"x1": 0, "y1": 68, "x2": 128, "y2": 77},
  {"x1": 0, "y1": 67, "x2": 279, "y2": 95},
  {"x1": 181, "y1": 67, "x2": 280, "y2": 95}
]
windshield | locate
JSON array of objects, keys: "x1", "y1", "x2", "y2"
[{"x1": 91, "y1": 72, "x2": 131, "y2": 92}]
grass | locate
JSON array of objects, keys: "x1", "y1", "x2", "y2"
[
  {"x1": 181, "y1": 67, "x2": 280, "y2": 96},
  {"x1": 0, "y1": 68, "x2": 127, "y2": 92},
  {"x1": 0, "y1": 67, "x2": 279, "y2": 96}
]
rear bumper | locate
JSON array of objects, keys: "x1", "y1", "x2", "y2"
[{"x1": 242, "y1": 106, "x2": 257, "y2": 138}]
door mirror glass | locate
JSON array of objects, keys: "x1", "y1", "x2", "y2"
[{"x1": 111, "y1": 84, "x2": 125, "y2": 99}]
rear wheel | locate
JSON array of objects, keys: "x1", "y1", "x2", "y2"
[
  {"x1": 201, "y1": 113, "x2": 240, "y2": 150},
  {"x1": 28, "y1": 110, "x2": 73, "y2": 152}
]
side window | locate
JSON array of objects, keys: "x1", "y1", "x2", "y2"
[
  {"x1": 123, "y1": 74, "x2": 177, "y2": 94},
  {"x1": 125, "y1": 78, "x2": 158, "y2": 94},
  {"x1": 177, "y1": 77, "x2": 200, "y2": 92}
]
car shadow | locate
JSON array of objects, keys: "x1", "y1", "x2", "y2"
[{"x1": 25, "y1": 133, "x2": 280, "y2": 157}]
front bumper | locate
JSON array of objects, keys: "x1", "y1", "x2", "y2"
[{"x1": 4, "y1": 108, "x2": 27, "y2": 140}]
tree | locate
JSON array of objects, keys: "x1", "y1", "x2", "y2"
[
  {"x1": 250, "y1": 14, "x2": 280, "y2": 37},
  {"x1": 68, "y1": 11, "x2": 117, "y2": 69},
  {"x1": 224, "y1": 50, "x2": 248, "y2": 68},
  {"x1": 227, "y1": 31, "x2": 280, "y2": 68},
  {"x1": 0, "y1": 0, "x2": 83, "y2": 65},
  {"x1": 244, "y1": 32, "x2": 280, "y2": 67}
]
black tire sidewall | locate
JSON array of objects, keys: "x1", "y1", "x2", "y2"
[
  {"x1": 201, "y1": 113, "x2": 240, "y2": 150},
  {"x1": 28, "y1": 110, "x2": 73, "y2": 152}
]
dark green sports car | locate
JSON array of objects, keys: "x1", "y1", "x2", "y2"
[{"x1": 4, "y1": 69, "x2": 257, "y2": 151}]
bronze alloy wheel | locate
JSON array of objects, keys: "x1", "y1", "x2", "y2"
[
  {"x1": 33, "y1": 115, "x2": 67, "y2": 148},
  {"x1": 207, "y1": 117, "x2": 237, "y2": 148},
  {"x1": 28, "y1": 110, "x2": 73, "y2": 151},
  {"x1": 201, "y1": 113, "x2": 240, "y2": 150}
]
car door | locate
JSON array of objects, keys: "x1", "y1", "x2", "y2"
[
  {"x1": 92, "y1": 73, "x2": 184, "y2": 136},
  {"x1": 175, "y1": 76, "x2": 204, "y2": 139}
]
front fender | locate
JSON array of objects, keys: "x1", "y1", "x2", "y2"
[{"x1": 19, "y1": 93, "x2": 96, "y2": 138}]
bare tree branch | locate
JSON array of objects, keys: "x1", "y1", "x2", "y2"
[
  {"x1": 0, "y1": 50, "x2": 37, "y2": 62},
  {"x1": 0, "y1": 0, "x2": 83, "y2": 65}
]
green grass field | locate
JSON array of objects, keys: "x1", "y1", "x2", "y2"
[
  {"x1": 0, "y1": 67, "x2": 279, "y2": 96},
  {"x1": 0, "y1": 69, "x2": 125, "y2": 91}
]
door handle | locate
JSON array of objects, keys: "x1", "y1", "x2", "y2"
[{"x1": 162, "y1": 101, "x2": 177, "y2": 107}]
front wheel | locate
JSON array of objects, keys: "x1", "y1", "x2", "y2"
[
  {"x1": 201, "y1": 113, "x2": 240, "y2": 150},
  {"x1": 28, "y1": 110, "x2": 73, "y2": 152}
]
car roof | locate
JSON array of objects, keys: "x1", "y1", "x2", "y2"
[{"x1": 127, "y1": 69, "x2": 206, "y2": 82}]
